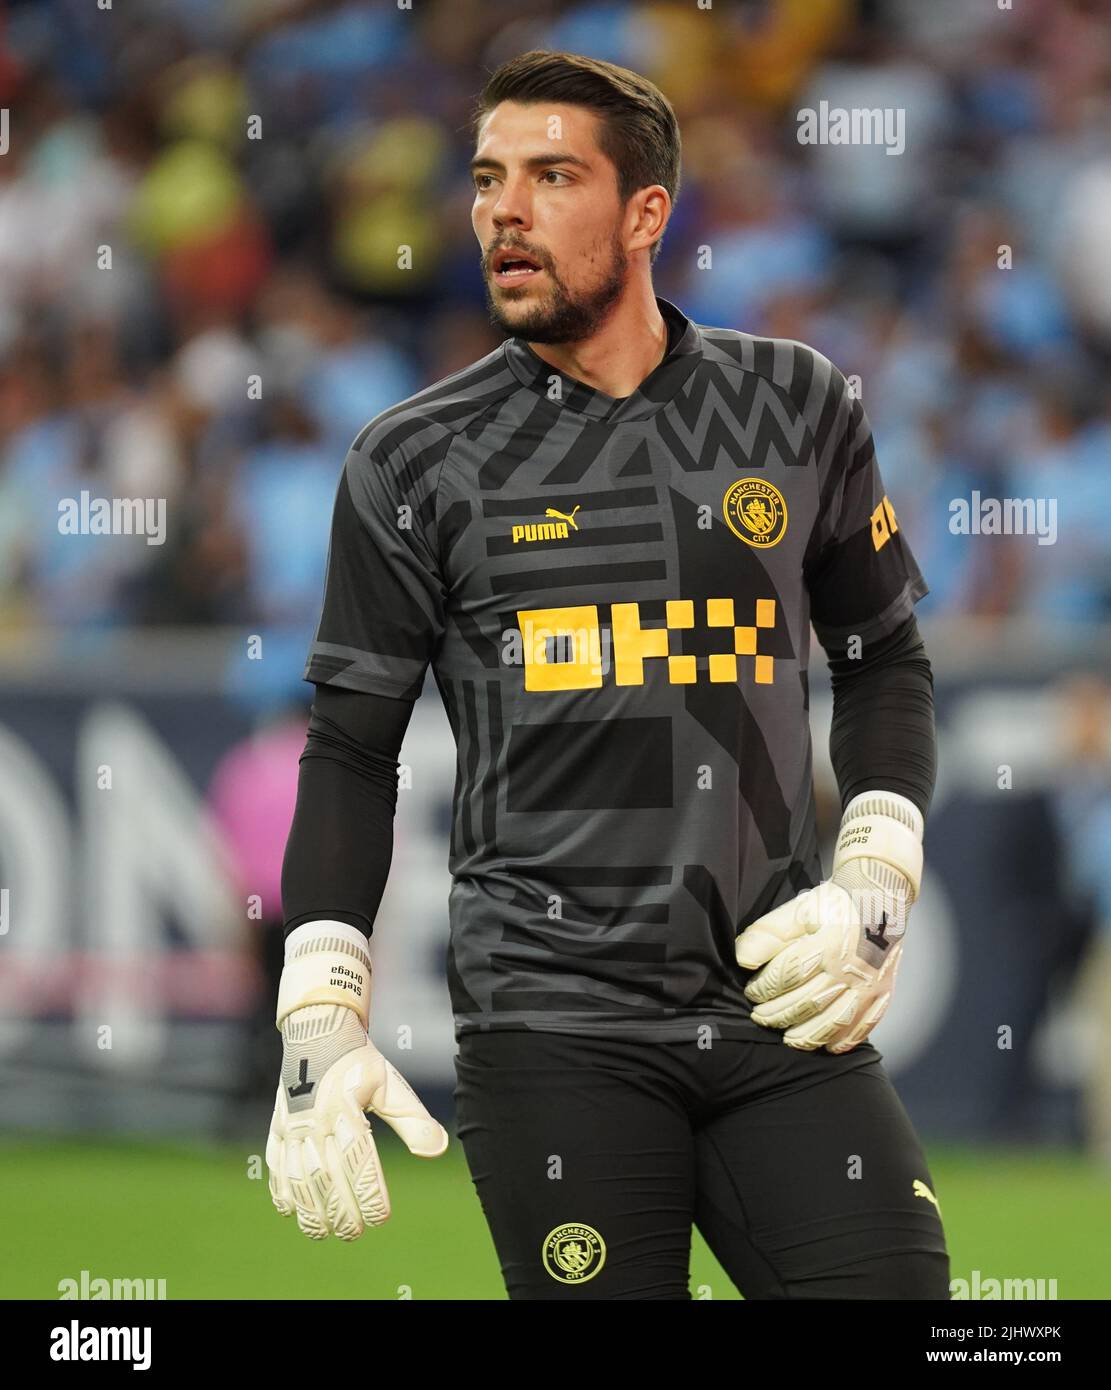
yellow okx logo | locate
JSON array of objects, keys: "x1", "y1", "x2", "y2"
[{"x1": 516, "y1": 598, "x2": 776, "y2": 692}]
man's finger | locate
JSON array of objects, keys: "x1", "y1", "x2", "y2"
[
  {"x1": 751, "y1": 975, "x2": 846, "y2": 1030},
  {"x1": 782, "y1": 988, "x2": 862, "y2": 1050},
  {"x1": 735, "y1": 893, "x2": 811, "y2": 969},
  {"x1": 288, "y1": 1132, "x2": 333, "y2": 1241},
  {"x1": 743, "y1": 936, "x2": 825, "y2": 1003},
  {"x1": 323, "y1": 1122, "x2": 368, "y2": 1240},
  {"x1": 266, "y1": 1116, "x2": 294, "y2": 1216},
  {"x1": 341, "y1": 1112, "x2": 391, "y2": 1228},
  {"x1": 824, "y1": 991, "x2": 892, "y2": 1054},
  {"x1": 369, "y1": 1058, "x2": 450, "y2": 1157}
]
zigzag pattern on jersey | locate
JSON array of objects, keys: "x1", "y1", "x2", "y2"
[
  {"x1": 477, "y1": 330, "x2": 858, "y2": 495},
  {"x1": 657, "y1": 361, "x2": 811, "y2": 474},
  {"x1": 349, "y1": 351, "x2": 524, "y2": 533}
]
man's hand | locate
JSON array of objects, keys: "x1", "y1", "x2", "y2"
[
  {"x1": 734, "y1": 791, "x2": 924, "y2": 1054},
  {"x1": 266, "y1": 921, "x2": 448, "y2": 1241}
]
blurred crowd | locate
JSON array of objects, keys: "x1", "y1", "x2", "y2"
[{"x1": 3, "y1": 0, "x2": 1111, "y2": 692}]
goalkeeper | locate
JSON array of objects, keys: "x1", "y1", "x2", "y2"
[{"x1": 267, "y1": 48, "x2": 949, "y2": 1299}]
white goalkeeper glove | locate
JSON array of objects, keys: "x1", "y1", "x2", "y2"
[
  {"x1": 735, "y1": 791, "x2": 924, "y2": 1053},
  {"x1": 266, "y1": 921, "x2": 448, "y2": 1240}
]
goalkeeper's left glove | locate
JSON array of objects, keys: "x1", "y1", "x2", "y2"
[
  {"x1": 266, "y1": 921, "x2": 448, "y2": 1241},
  {"x1": 735, "y1": 790, "x2": 924, "y2": 1053}
]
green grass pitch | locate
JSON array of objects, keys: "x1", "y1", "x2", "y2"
[{"x1": 2, "y1": 1138, "x2": 1107, "y2": 1300}]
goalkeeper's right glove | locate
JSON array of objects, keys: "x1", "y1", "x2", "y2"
[
  {"x1": 265, "y1": 920, "x2": 448, "y2": 1241},
  {"x1": 735, "y1": 790, "x2": 924, "y2": 1053}
]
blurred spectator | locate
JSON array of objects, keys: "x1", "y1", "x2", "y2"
[
  {"x1": 1052, "y1": 674, "x2": 1111, "y2": 1165},
  {"x1": 207, "y1": 705, "x2": 308, "y2": 1117},
  {"x1": 0, "y1": 0, "x2": 1109, "y2": 667},
  {"x1": 1008, "y1": 372, "x2": 1111, "y2": 623}
]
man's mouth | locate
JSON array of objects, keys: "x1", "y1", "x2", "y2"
[{"x1": 491, "y1": 248, "x2": 545, "y2": 286}]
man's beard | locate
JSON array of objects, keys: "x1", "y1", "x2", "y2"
[{"x1": 484, "y1": 234, "x2": 628, "y2": 344}]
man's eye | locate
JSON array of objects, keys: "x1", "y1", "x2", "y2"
[{"x1": 542, "y1": 170, "x2": 569, "y2": 184}]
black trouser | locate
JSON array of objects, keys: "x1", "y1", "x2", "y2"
[{"x1": 453, "y1": 1030, "x2": 950, "y2": 1300}]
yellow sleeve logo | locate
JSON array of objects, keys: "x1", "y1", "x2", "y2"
[{"x1": 871, "y1": 495, "x2": 899, "y2": 552}]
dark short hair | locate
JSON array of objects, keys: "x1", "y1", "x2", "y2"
[{"x1": 472, "y1": 50, "x2": 681, "y2": 264}]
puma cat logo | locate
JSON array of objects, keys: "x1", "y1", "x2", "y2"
[{"x1": 511, "y1": 504, "x2": 582, "y2": 544}]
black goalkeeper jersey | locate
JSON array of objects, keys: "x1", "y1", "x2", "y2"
[{"x1": 304, "y1": 295, "x2": 928, "y2": 1042}]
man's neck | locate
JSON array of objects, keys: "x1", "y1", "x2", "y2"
[{"x1": 525, "y1": 288, "x2": 668, "y2": 401}]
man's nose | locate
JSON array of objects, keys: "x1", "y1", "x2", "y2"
[{"x1": 492, "y1": 180, "x2": 531, "y2": 231}]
